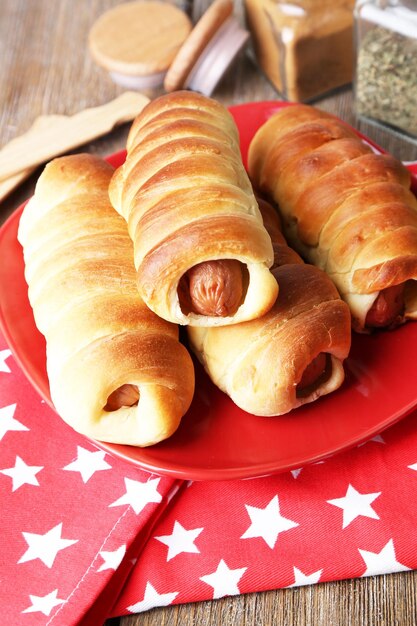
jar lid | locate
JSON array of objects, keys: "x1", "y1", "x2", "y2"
[
  {"x1": 358, "y1": 3, "x2": 417, "y2": 38},
  {"x1": 89, "y1": 1, "x2": 192, "y2": 88},
  {"x1": 164, "y1": 0, "x2": 249, "y2": 95}
]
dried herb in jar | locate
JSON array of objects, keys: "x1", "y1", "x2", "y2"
[{"x1": 356, "y1": 25, "x2": 417, "y2": 137}]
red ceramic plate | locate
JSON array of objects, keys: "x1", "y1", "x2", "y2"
[{"x1": 1, "y1": 101, "x2": 417, "y2": 481}]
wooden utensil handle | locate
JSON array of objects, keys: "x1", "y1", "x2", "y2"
[
  {"x1": 0, "y1": 92, "x2": 149, "y2": 182},
  {"x1": 0, "y1": 115, "x2": 64, "y2": 203}
]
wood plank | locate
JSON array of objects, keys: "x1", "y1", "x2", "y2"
[{"x1": 119, "y1": 571, "x2": 417, "y2": 626}]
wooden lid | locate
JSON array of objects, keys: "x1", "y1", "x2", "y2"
[
  {"x1": 185, "y1": 17, "x2": 249, "y2": 96},
  {"x1": 89, "y1": 1, "x2": 192, "y2": 77},
  {"x1": 164, "y1": 0, "x2": 234, "y2": 92}
]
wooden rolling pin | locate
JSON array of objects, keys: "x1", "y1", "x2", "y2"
[{"x1": 0, "y1": 91, "x2": 150, "y2": 200}]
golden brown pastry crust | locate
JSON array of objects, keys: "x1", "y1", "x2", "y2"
[
  {"x1": 109, "y1": 90, "x2": 278, "y2": 326},
  {"x1": 18, "y1": 154, "x2": 194, "y2": 446},
  {"x1": 187, "y1": 198, "x2": 351, "y2": 416},
  {"x1": 248, "y1": 104, "x2": 417, "y2": 331}
]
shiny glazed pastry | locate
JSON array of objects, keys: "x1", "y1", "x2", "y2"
[
  {"x1": 109, "y1": 90, "x2": 278, "y2": 326},
  {"x1": 187, "y1": 197, "x2": 351, "y2": 416},
  {"x1": 18, "y1": 154, "x2": 194, "y2": 447},
  {"x1": 248, "y1": 104, "x2": 417, "y2": 332}
]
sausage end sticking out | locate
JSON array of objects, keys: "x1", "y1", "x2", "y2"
[
  {"x1": 296, "y1": 353, "x2": 330, "y2": 398},
  {"x1": 104, "y1": 384, "x2": 140, "y2": 412},
  {"x1": 178, "y1": 259, "x2": 245, "y2": 317},
  {"x1": 365, "y1": 283, "x2": 405, "y2": 328}
]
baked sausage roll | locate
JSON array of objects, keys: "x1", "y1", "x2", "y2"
[
  {"x1": 248, "y1": 104, "x2": 417, "y2": 332},
  {"x1": 109, "y1": 90, "x2": 278, "y2": 326},
  {"x1": 187, "y1": 197, "x2": 351, "y2": 416},
  {"x1": 18, "y1": 154, "x2": 194, "y2": 447}
]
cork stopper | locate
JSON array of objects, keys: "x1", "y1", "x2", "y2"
[{"x1": 89, "y1": 1, "x2": 192, "y2": 88}]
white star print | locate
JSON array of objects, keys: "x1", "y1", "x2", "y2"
[
  {"x1": 155, "y1": 521, "x2": 204, "y2": 561},
  {"x1": 22, "y1": 589, "x2": 64, "y2": 616},
  {"x1": 240, "y1": 495, "x2": 299, "y2": 548},
  {"x1": 127, "y1": 582, "x2": 179, "y2": 612},
  {"x1": 327, "y1": 484, "x2": 381, "y2": 529},
  {"x1": 18, "y1": 522, "x2": 78, "y2": 568},
  {"x1": 359, "y1": 539, "x2": 410, "y2": 577},
  {"x1": 97, "y1": 545, "x2": 126, "y2": 572},
  {"x1": 0, "y1": 403, "x2": 29, "y2": 441},
  {"x1": 287, "y1": 566, "x2": 323, "y2": 587},
  {"x1": 0, "y1": 455, "x2": 43, "y2": 491},
  {"x1": 0, "y1": 348, "x2": 12, "y2": 373},
  {"x1": 358, "y1": 434, "x2": 385, "y2": 447},
  {"x1": 63, "y1": 446, "x2": 111, "y2": 483},
  {"x1": 109, "y1": 477, "x2": 162, "y2": 514},
  {"x1": 200, "y1": 559, "x2": 247, "y2": 599},
  {"x1": 290, "y1": 461, "x2": 325, "y2": 479},
  {"x1": 372, "y1": 434, "x2": 385, "y2": 443},
  {"x1": 408, "y1": 462, "x2": 417, "y2": 471}
]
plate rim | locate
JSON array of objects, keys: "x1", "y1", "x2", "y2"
[{"x1": 1, "y1": 100, "x2": 417, "y2": 481}]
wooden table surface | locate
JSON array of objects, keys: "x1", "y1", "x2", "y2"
[{"x1": 1, "y1": 2, "x2": 417, "y2": 625}]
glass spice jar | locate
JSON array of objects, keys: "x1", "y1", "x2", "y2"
[
  {"x1": 354, "y1": 0, "x2": 417, "y2": 139},
  {"x1": 244, "y1": 0, "x2": 356, "y2": 102}
]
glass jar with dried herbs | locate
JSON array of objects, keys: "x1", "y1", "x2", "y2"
[{"x1": 354, "y1": 0, "x2": 417, "y2": 139}]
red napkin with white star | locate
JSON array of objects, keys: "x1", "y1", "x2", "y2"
[
  {"x1": 110, "y1": 414, "x2": 417, "y2": 617},
  {"x1": 1, "y1": 330, "x2": 417, "y2": 626},
  {"x1": 0, "y1": 335, "x2": 181, "y2": 626}
]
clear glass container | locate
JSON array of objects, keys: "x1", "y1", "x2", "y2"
[
  {"x1": 354, "y1": 0, "x2": 417, "y2": 138},
  {"x1": 244, "y1": 0, "x2": 355, "y2": 102}
]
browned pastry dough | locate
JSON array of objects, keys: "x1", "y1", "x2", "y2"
[
  {"x1": 18, "y1": 154, "x2": 194, "y2": 446},
  {"x1": 248, "y1": 103, "x2": 417, "y2": 332},
  {"x1": 187, "y1": 197, "x2": 351, "y2": 416},
  {"x1": 109, "y1": 90, "x2": 278, "y2": 326}
]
